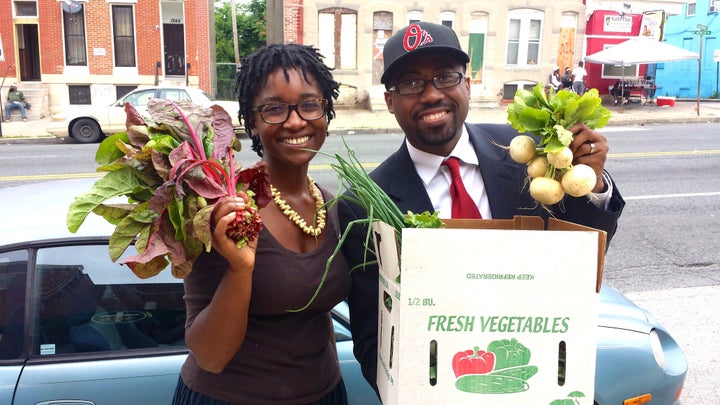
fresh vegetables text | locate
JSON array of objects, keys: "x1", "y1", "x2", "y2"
[
  {"x1": 66, "y1": 99, "x2": 271, "y2": 279},
  {"x1": 506, "y1": 84, "x2": 611, "y2": 205}
]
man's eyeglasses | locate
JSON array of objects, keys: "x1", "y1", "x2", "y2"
[
  {"x1": 388, "y1": 72, "x2": 465, "y2": 95},
  {"x1": 252, "y1": 99, "x2": 328, "y2": 124}
]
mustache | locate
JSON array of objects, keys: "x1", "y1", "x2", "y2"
[{"x1": 413, "y1": 102, "x2": 455, "y2": 119}]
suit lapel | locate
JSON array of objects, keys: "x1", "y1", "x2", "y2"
[
  {"x1": 467, "y1": 125, "x2": 527, "y2": 219},
  {"x1": 383, "y1": 143, "x2": 435, "y2": 214}
]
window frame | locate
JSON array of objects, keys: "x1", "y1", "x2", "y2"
[
  {"x1": 506, "y1": 9, "x2": 544, "y2": 67},
  {"x1": 63, "y1": 3, "x2": 87, "y2": 66},
  {"x1": 318, "y1": 8, "x2": 357, "y2": 70},
  {"x1": 111, "y1": 4, "x2": 137, "y2": 68}
]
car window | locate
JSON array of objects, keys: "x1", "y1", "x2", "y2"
[
  {"x1": 33, "y1": 245, "x2": 186, "y2": 356},
  {"x1": 123, "y1": 89, "x2": 156, "y2": 107},
  {"x1": 0, "y1": 249, "x2": 28, "y2": 360},
  {"x1": 157, "y1": 89, "x2": 191, "y2": 102}
]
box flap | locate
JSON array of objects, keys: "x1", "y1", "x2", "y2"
[
  {"x1": 439, "y1": 216, "x2": 605, "y2": 293},
  {"x1": 443, "y1": 216, "x2": 545, "y2": 230},
  {"x1": 547, "y1": 218, "x2": 607, "y2": 293}
]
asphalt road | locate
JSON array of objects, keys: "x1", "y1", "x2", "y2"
[{"x1": 1, "y1": 123, "x2": 718, "y2": 403}]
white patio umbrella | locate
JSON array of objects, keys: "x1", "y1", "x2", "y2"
[{"x1": 585, "y1": 37, "x2": 700, "y2": 112}]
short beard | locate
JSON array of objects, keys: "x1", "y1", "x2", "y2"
[{"x1": 415, "y1": 119, "x2": 460, "y2": 146}]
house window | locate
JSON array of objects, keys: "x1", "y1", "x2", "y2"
[
  {"x1": 408, "y1": 10, "x2": 423, "y2": 24},
  {"x1": 687, "y1": 2, "x2": 696, "y2": 16},
  {"x1": 68, "y1": 85, "x2": 91, "y2": 105},
  {"x1": 440, "y1": 11, "x2": 455, "y2": 29},
  {"x1": 13, "y1": 1, "x2": 37, "y2": 17},
  {"x1": 506, "y1": 9, "x2": 544, "y2": 66},
  {"x1": 318, "y1": 8, "x2": 357, "y2": 70},
  {"x1": 502, "y1": 81, "x2": 537, "y2": 101},
  {"x1": 112, "y1": 5, "x2": 136, "y2": 67},
  {"x1": 115, "y1": 85, "x2": 137, "y2": 100},
  {"x1": 63, "y1": 4, "x2": 87, "y2": 66},
  {"x1": 599, "y1": 44, "x2": 638, "y2": 78}
]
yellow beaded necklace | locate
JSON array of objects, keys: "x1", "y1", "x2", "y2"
[{"x1": 270, "y1": 176, "x2": 327, "y2": 237}]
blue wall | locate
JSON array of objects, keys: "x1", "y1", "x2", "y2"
[{"x1": 657, "y1": 2, "x2": 720, "y2": 98}]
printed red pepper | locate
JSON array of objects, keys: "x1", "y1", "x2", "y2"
[{"x1": 452, "y1": 346, "x2": 496, "y2": 377}]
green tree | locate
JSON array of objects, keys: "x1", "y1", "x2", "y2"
[{"x1": 215, "y1": 0, "x2": 267, "y2": 63}]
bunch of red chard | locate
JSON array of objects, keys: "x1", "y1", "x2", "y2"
[{"x1": 67, "y1": 99, "x2": 270, "y2": 279}]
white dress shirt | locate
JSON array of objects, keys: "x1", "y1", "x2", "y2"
[{"x1": 405, "y1": 126, "x2": 613, "y2": 219}]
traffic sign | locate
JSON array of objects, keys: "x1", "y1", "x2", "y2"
[{"x1": 694, "y1": 30, "x2": 711, "y2": 35}]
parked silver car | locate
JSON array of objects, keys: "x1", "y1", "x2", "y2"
[
  {"x1": 45, "y1": 86, "x2": 240, "y2": 144},
  {"x1": 0, "y1": 179, "x2": 685, "y2": 404}
]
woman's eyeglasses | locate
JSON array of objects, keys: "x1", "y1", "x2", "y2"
[{"x1": 252, "y1": 99, "x2": 328, "y2": 124}]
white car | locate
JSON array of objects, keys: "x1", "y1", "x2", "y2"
[{"x1": 45, "y1": 86, "x2": 240, "y2": 144}]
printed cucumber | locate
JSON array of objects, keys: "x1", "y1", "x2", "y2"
[
  {"x1": 455, "y1": 374, "x2": 530, "y2": 394},
  {"x1": 489, "y1": 365, "x2": 538, "y2": 380}
]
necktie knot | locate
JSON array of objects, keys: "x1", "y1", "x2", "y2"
[{"x1": 442, "y1": 157, "x2": 482, "y2": 219}]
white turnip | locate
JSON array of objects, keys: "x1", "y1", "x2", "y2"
[
  {"x1": 561, "y1": 164, "x2": 597, "y2": 197},
  {"x1": 546, "y1": 147, "x2": 573, "y2": 169},
  {"x1": 509, "y1": 135, "x2": 537, "y2": 164},
  {"x1": 526, "y1": 156, "x2": 548, "y2": 179},
  {"x1": 529, "y1": 177, "x2": 564, "y2": 205}
]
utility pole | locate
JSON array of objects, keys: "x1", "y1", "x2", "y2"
[
  {"x1": 694, "y1": 24, "x2": 709, "y2": 116},
  {"x1": 231, "y1": 0, "x2": 240, "y2": 68},
  {"x1": 266, "y1": 0, "x2": 284, "y2": 45}
]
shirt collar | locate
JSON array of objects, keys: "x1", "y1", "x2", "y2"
[{"x1": 406, "y1": 126, "x2": 478, "y2": 186}]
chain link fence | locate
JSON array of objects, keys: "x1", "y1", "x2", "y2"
[{"x1": 216, "y1": 62, "x2": 238, "y2": 101}]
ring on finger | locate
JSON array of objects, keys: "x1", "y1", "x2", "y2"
[{"x1": 589, "y1": 142, "x2": 596, "y2": 154}]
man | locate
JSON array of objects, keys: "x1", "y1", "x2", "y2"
[
  {"x1": 561, "y1": 67, "x2": 574, "y2": 90},
  {"x1": 572, "y1": 61, "x2": 588, "y2": 95},
  {"x1": 4, "y1": 85, "x2": 28, "y2": 122},
  {"x1": 339, "y1": 22, "x2": 625, "y2": 395}
]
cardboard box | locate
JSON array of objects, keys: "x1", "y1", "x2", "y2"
[{"x1": 373, "y1": 216, "x2": 606, "y2": 405}]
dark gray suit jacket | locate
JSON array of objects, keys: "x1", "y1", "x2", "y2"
[{"x1": 338, "y1": 123, "x2": 625, "y2": 395}]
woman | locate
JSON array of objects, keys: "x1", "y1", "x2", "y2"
[{"x1": 173, "y1": 44, "x2": 350, "y2": 405}]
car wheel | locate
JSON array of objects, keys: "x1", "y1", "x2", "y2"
[{"x1": 71, "y1": 118, "x2": 103, "y2": 143}]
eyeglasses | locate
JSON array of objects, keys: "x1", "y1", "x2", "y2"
[
  {"x1": 252, "y1": 99, "x2": 328, "y2": 124},
  {"x1": 388, "y1": 72, "x2": 465, "y2": 95}
]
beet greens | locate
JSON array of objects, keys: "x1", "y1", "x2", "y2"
[{"x1": 67, "y1": 99, "x2": 270, "y2": 279}]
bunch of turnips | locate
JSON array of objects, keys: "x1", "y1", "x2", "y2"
[{"x1": 506, "y1": 84, "x2": 611, "y2": 205}]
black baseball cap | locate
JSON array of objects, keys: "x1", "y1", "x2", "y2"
[{"x1": 381, "y1": 22, "x2": 470, "y2": 86}]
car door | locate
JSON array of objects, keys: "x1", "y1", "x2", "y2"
[
  {"x1": 103, "y1": 89, "x2": 158, "y2": 134},
  {"x1": 0, "y1": 249, "x2": 29, "y2": 405},
  {"x1": 7, "y1": 244, "x2": 188, "y2": 405}
]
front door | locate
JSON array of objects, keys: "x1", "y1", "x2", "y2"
[
  {"x1": 17, "y1": 24, "x2": 40, "y2": 81},
  {"x1": 163, "y1": 24, "x2": 185, "y2": 76}
]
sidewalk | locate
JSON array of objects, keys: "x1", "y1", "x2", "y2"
[{"x1": 2, "y1": 99, "x2": 720, "y2": 144}]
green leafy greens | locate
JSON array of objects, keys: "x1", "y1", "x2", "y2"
[
  {"x1": 67, "y1": 99, "x2": 270, "y2": 279},
  {"x1": 507, "y1": 84, "x2": 611, "y2": 154}
]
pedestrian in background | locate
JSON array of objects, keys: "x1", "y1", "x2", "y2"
[
  {"x1": 4, "y1": 85, "x2": 28, "y2": 122},
  {"x1": 561, "y1": 67, "x2": 574, "y2": 90},
  {"x1": 572, "y1": 61, "x2": 588, "y2": 95},
  {"x1": 549, "y1": 66, "x2": 562, "y2": 91}
]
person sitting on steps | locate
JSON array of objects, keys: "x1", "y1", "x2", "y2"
[{"x1": 5, "y1": 85, "x2": 29, "y2": 122}]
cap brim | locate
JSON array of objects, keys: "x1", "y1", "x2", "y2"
[{"x1": 381, "y1": 47, "x2": 470, "y2": 85}]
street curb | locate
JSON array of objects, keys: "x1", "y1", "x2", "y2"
[{"x1": 2, "y1": 108, "x2": 719, "y2": 144}]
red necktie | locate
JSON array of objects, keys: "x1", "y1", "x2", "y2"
[{"x1": 442, "y1": 157, "x2": 482, "y2": 219}]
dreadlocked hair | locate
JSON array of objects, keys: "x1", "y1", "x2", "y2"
[{"x1": 236, "y1": 43, "x2": 341, "y2": 157}]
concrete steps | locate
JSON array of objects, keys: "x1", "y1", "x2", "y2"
[{"x1": 3, "y1": 82, "x2": 48, "y2": 121}]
